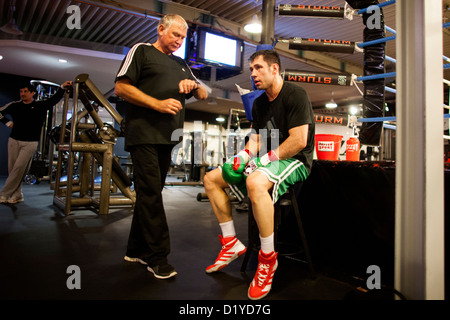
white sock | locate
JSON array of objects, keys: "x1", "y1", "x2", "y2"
[
  {"x1": 259, "y1": 233, "x2": 275, "y2": 254},
  {"x1": 220, "y1": 220, "x2": 236, "y2": 238}
]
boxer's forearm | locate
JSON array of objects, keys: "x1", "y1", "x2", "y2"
[
  {"x1": 276, "y1": 125, "x2": 308, "y2": 160},
  {"x1": 245, "y1": 133, "x2": 260, "y2": 157},
  {"x1": 244, "y1": 125, "x2": 308, "y2": 160}
]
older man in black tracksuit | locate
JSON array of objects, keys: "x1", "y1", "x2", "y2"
[{"x1": 114, "y1": 14, "x2": 207, "y2": 279}]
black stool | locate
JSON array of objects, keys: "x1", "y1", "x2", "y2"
[{"x1": 240, "y1": 183, "x2": 315, "y2": 278}]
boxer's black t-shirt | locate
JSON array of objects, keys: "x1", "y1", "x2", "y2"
[
  {"x1": 251, "y1": 82, "x2": 315, "y2": 173},
  {"x1": 115, "y1": 43, "x2": 197, "y2": 148}
]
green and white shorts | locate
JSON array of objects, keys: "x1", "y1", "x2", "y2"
[{"x1": 223, "y1": 158, "x2": 309, "y2": 204}]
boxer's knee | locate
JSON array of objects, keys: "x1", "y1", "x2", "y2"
[
  {"x1": 204, "y1": 168, "x2": 224, "y2": 192},
  {"x1": 246, "y1": 172, "x2": 270, "y2": 200}
]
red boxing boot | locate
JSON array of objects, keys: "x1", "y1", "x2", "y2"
[{"x1": 248, "y1": 250, "x2": 278, "y2": 300}]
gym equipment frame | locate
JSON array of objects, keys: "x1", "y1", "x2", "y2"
[{"x1": 53, "y1": 74, "x2": 135, "y2": 215}]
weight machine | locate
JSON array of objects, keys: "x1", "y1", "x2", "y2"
[
  {"x1": 52, "y1": 74, "x2": 135, "y2": 215},
  {"x1": 196, "y1": 108, "x2": 249, "y2": 203}
]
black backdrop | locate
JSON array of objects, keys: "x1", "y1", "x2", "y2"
[{"x1": 284, "y1": 160, "x2": 448, "y2": 298}]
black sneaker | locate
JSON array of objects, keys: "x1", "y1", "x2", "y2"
[{"x1": 147, "y1": 263, "x2": 177, "y2": 279}]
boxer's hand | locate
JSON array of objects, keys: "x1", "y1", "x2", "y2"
[
  {"x1": 244, "y1": 150, "x2": 279, "y2": 176},
  {"x1": 232, "y1": 149, "x2": 251, "y2": 173},
  {"x1": 179, "y1": 79, "x2": 199, "y2": 94},
  {"x1": 244, "y1": 158, "x2": 262, "y2": 177},
  {"x1": 222, "y1": 161, "x2": 243, "y2": 185},
  {"x1": 154, "y1": 98, "x2": 183, "y2": 115},
  {"x1": 221, "y1": 149, "x2": 251, "y2": 185}
]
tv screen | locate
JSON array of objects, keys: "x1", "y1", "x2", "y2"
[
  {"x1": 197, "y1": 28, "x2": 243, "y2": 69},
  {"x1": 187, "y1": 27, "x2": 243, "y2": 80},
  {"x1": 203, "y1": 32, "x2": 238, "y2": 66}
]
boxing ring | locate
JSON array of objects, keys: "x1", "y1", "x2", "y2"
[
  {"x1": 52, "y1": 74, "x2": 135, "y2": 215},
  {"x1": 275, "y1": 1, "x2": 450, "y2": 145},
  {"x1": 261, "y1": 0, "x2": 445, "y2": 299}
]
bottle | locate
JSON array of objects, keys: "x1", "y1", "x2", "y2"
[{"x1": 346, "y1": 136, "x2": 360, "y2": 161}]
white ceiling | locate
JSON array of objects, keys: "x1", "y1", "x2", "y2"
[{"x1": 0, "y1": 39, "x2": 124, "y2": 93}]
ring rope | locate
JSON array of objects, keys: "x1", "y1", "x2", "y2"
[{"x1": 278, "y1": 0, "x2": 449, "y2": 122}]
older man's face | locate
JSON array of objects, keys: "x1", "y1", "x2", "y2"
[{"x1": 158, "y1": 20, "x2": 187, "y2": 54}]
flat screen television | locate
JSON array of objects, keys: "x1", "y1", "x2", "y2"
[{"x1": 187, "y1": 27, "x2": 244, "y2": 81}]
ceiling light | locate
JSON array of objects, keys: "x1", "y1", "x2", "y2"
[
  {"x1": 216, "y1": 116, "x2": 225, "y2": 122},
  {"x1": 58, "y1": 59, "x2": 68, "y2": 63},
  {"x1": 0, "y1": 0, "x2": 23, "y2": 35},
  {"x1": 325, "y1": 100, "x2": 337, "y2": 109},
  {"x1": 0, "y1": 21, "x2": 23, "y2": 35},
  {"x1": 325, "y1": 91, "x2": 338, "y2": 109},
  {"x1": 0, "y1": 55, "x2": 3, "y2": 60},
  {"x1": 349, "y1": 105, "x2": 359, "y2": 115},
  {"x1": 244, "y1": 15, "x2": 262, "y2": 34}
]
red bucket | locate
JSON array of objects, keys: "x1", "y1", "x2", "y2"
[{"x1": 315, "y1": 134, "x2": 343, "y2": 160}]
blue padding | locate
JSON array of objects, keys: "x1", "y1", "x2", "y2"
[
  {"x1": 240, "y1": 90, "x2": 264, "y2": 121},
  {"x1": 256, "y1": 44, "x2": 274, "y2": 51}
]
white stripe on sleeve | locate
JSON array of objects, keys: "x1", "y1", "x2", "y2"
[{"x1": 116, "y1": 43, "x2": 152, "y2": 78}]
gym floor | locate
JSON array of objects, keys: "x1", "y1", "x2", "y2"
[{"x1": 0, "y1": 175, "x2": 399, "y2": 309}]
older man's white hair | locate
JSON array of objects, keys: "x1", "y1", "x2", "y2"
[{"x1": 158, "y1": 14, "x2": 188, "y2": 31}]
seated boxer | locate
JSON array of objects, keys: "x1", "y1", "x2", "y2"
[{"x1": 203, "y1": 50, "x2": 315, "y2": 300}]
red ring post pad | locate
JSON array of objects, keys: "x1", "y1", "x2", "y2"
[
  {"x1": 278, "y1": 4, "x2": 345, "y2": 19},
  {"x1": 285, "y1": 37, "x2": 357, "y2": 54},
  {"x1": 283, "y1": 70, "x2": 352, "y2": 86}
]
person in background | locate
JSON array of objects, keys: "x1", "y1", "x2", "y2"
[
  {"x1": 0, "y1": 81, "x2": 72, "y2": 204},
  {"x1": 114, "y1": 14, "x2": 207, "y2": 279}
]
